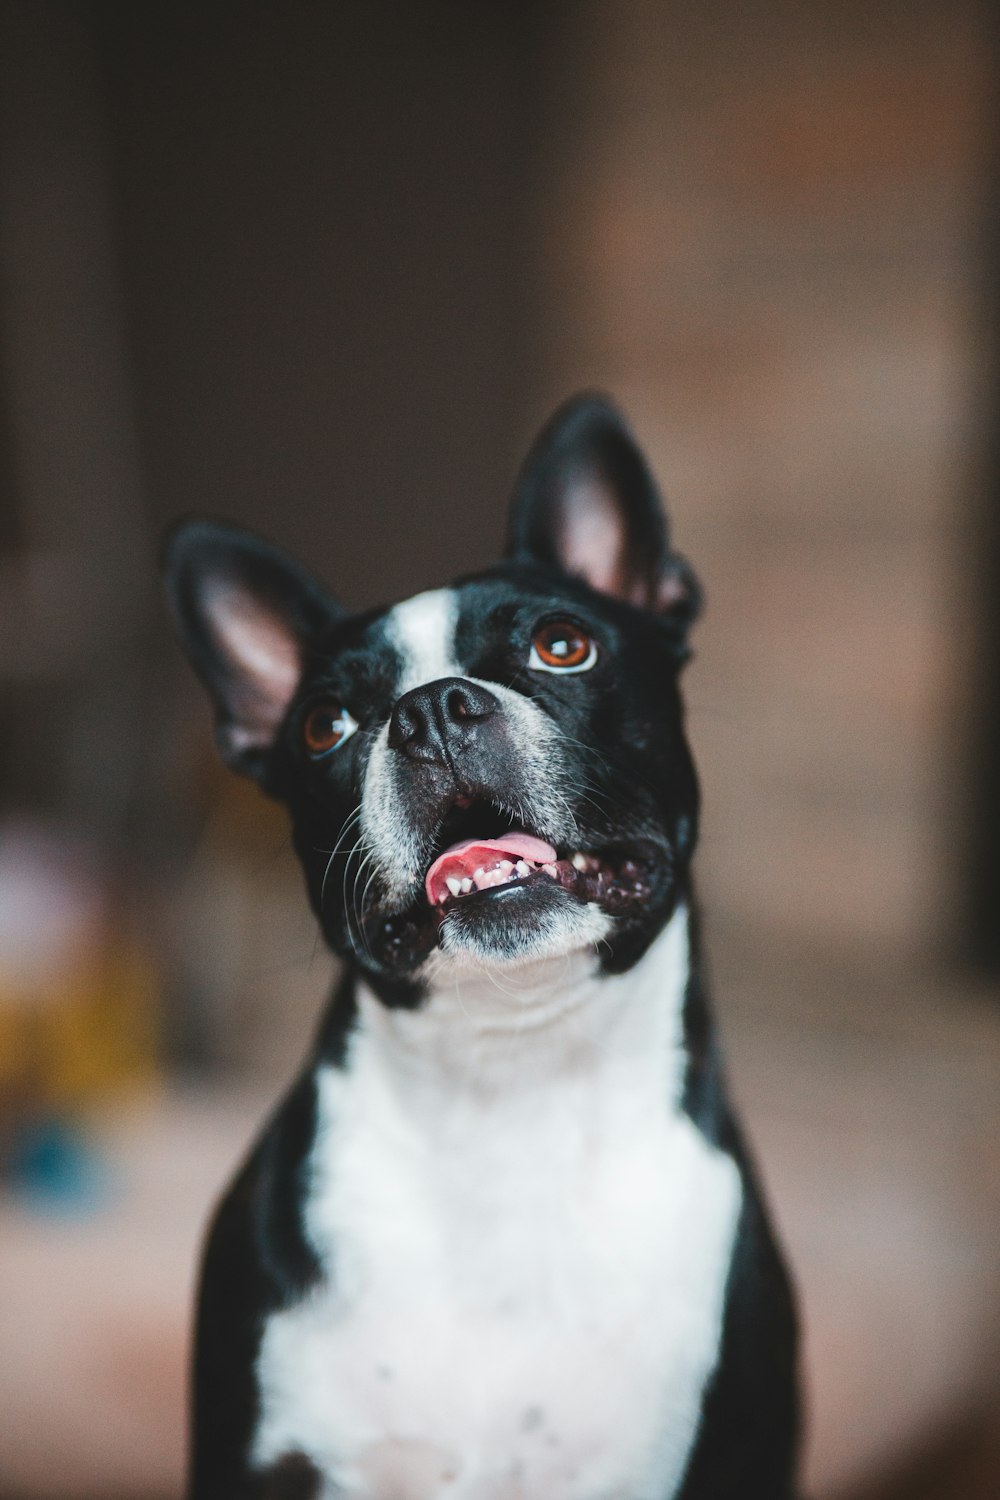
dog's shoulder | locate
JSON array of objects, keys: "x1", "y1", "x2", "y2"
[{"x1": 189, "y1": 1063, "x2": 326, "y2": 1496}]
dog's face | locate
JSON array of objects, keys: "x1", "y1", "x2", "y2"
[{"x1": 165, "y1": 396, "x2": 702, "y2": 1001}]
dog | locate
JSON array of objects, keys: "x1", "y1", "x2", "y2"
[{"x1": 165, "y1": 394, "x2": 799, "y2": 1500}]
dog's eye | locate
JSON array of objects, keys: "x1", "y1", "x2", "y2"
[
  {"x1": 303, "y1": 703, "x2": 358, "y2": 757},
  {"x1": 528, "y1": 620, "x2": 597, "y2": 674}
]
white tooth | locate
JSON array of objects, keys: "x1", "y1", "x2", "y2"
[
  {"x1": 473, "y1": 867, "x2": 486, "y2": 886},
  {"x1": 498, "y1": 860, "x2": 514, "y2": 875},
  {"x1": 515, "y1": 860, "x2": 531, "y2": 877},
  {"x1": 460, "y1": 877, "x2": 473, "y2": 893},
  {"x1": 542, "y1": 863, "x2": 558, "y2": 877},
  {"x1": 572, "y1": 852, "x2": 588, "y2": 872},
  {"x1": 446, "y1": 876, "x2": 462, "y2": 897}
]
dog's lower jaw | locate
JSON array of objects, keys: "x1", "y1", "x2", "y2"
[
  {"x1": 341, "y1": 881, "x2": 679, "y2": 1011},
  {"x1": 435, "y1": 886, "x2": 613, "y2": 971}
]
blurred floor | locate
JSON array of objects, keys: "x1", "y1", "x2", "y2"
[
  {"x1": 713, "y1": 928, "x2": 1000, "y2": 1500},
  {"x1": 1, "y1": 933, "x2": 998, "y2": 1500}
]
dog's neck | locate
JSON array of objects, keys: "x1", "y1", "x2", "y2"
[{"x1": 348, "y1": 903, "x2": 692, "y2": 1119}]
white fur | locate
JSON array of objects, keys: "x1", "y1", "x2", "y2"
[
  {"x1": 388, "y1": 588, "x2": 460, "y2": 693},
  {"x1": 360, "y1": 587, "x2": 462, "y2": 903},
  {"x1": 252, "y1": 907, "x2": 742, "y2": 1499}
]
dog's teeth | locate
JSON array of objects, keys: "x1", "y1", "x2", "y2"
[
  {"x1": 446, "y1": 876, "x2": 462, "y2": 898},
  {"x1": 542, "y1": 862, "x2": 558, "y2": 877},
  {"x1": 571, "y1": 852, "x2": 588, "y2": 872},
  {"x1": 515, "y1": 860, "x2": 530, "y2": 877},
  {"x1": 498, "y1": 859, "x2": 514, "y2": 875},
  {"x1": 460, "y1": 877, "x2": 473, "y2": 894},
  {"x1": 473, "y1": 867, "x2": 487, "y2": 886}
]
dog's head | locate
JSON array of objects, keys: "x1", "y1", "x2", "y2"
[{"x1": 165, "y1": 395, "x2": 701, "y2": 1000}]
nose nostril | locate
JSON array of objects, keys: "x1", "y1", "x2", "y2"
[
  {"x1": 446, "y1": 683, "x2": 497, "y2": 725},
  {"x1": 389, "y1": 678, "x2": 500, "y2": 762}
]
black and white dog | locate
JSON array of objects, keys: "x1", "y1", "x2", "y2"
[{"x1": 165, "y1": 395, "x2": 799, "y2": 1500}]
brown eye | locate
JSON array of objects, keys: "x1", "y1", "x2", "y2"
[
  {"x1": 529, "y1": 620, "x2": 597, "y2": 673},
  {"x1": 303, "y1": 703, "x2": 358, "y2": 757}
]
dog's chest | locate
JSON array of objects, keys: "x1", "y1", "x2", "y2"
[{"x1": 252, "y1": 931, "x2": 741, "y2": 1500}]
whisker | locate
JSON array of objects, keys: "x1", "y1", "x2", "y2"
[
  {"x1": 345, "y1": 845, "x2": 374, "y2": 955},
  {"x1": 318, "y1": 804, "x2": 365, "y2": 914},
  {"x1": 356, "y1": 858, "x2": 382, "y2": 963}
]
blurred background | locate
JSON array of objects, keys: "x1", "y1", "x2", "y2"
[{"x1": 0, "y1": 1, "x2": 998, "y2": 1496}]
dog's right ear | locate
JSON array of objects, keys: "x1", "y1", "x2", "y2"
[
  {"x1": 163, "y1": 520, "x2": 341, "y2": 786},
  {"x1": 506, "y1": 393, "x2": 701, "y2": 632}
]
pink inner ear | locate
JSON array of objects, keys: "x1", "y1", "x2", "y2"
[
  {"x1": 208, "y1": 580, "x2": 301, "y2": 750},
  {"x1": 558, "y1": 479, "x2": 650, "y2": 606},
  {"x1": 559, "y1": 478, "x2": 628, "y2": 595}
]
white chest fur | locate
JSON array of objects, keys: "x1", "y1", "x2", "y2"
[{"x1": 252, "y1": 910, "x2": 741, "y2": 1500}]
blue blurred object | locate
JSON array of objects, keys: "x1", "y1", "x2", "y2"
[{"x1": 7, "y1": 1115, "x2": 114, "y2": 1214}]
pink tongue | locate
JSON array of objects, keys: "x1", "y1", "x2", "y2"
[{"x1": 425, "y1": 834, "x2": 557, "y2": 906}]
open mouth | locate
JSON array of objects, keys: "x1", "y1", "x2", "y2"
[
  {"x1": 423, "y1": 798, "x2": 656, "y2": 918},
  {"x1": 355, "y1": 795, "x2": 671, "y2": 977}
]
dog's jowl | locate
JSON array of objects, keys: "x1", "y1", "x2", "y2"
[{"x1": 165, "y1": 395, "x2": 799, "y2": 1500}]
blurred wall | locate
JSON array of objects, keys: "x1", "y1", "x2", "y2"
[
  {"x1": 95, "y1": 0, "x2": 552, "y2": 609},
  {"x1": 529, "y1": 0, "x2": 997, "y2": 969},
  {"x1": 0, "y1": 1, "x2": 151, "y2": 840}
]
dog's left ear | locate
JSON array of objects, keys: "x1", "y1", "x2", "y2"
[
  {"x1": 163, "y1": 519, "x2": 342, "y2": 786},
  {"x1": 506, "y1": 393, "x2": 701, "y2": 627}
]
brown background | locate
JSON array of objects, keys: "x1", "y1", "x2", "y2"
[{"x1": 0, "y1": 2, "x2": 998, "y2": 1497}]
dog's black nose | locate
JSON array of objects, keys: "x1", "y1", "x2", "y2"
[{"x1": 388, "y1": 677, "x2": 499, "y2": 765}]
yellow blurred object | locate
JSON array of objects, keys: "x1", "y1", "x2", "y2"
[
  {"x1": 0, "y1": 825, "x2": 162, "y2": 1118},
  {"x1": 0, "y1": 931, "x2": 161, "y2": 1111}
]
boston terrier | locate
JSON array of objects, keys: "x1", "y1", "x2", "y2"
[{"x1": 165, "y1": 394, "x2": 799, "y2": 1500}]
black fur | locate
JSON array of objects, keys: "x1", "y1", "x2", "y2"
[{"x1": 166, "y1": 393, "x2": 800, "y2": 1498}]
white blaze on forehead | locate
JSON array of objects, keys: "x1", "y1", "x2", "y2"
[{"x1": 385, "y1": 588, "x2": 460, "y2": 694}]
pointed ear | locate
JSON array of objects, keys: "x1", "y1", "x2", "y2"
[
  {"x1": 163, "y1": 520, "x2": 341, "y2": 784},
  {"x1": 506, "y1": 394, "x2": 701, "y2": 627}
]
